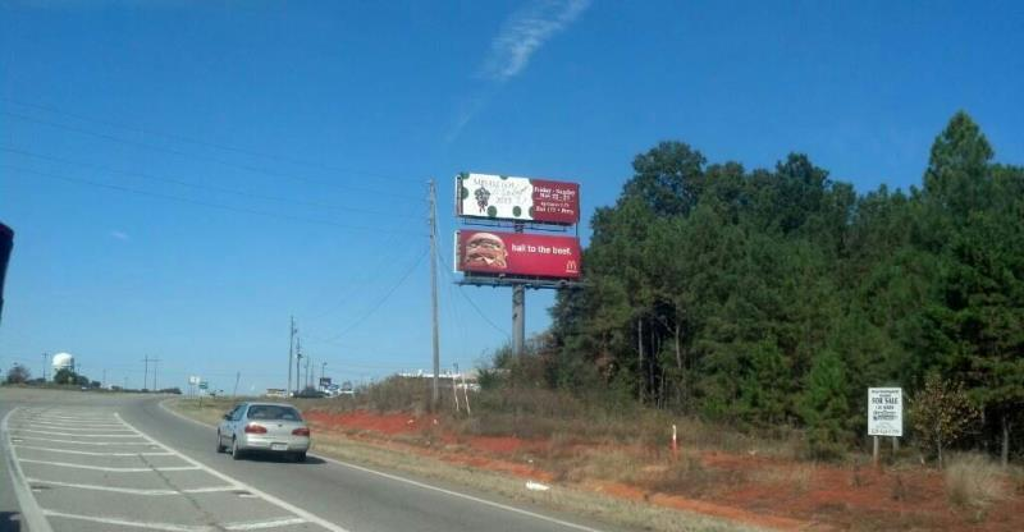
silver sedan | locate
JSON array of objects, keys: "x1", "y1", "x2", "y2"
[{"x1": 216, "y1": 402, "x2": 311, "y2": 462}]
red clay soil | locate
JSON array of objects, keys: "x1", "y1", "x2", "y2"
[{"x1": 305, "y1": 409, "x2": 1024, "y2": 531}]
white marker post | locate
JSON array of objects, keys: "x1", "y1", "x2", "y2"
[{"x1": 868, "y1": 387, "x2": 903, "y2": 466}]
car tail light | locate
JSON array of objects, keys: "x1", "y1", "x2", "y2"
[
  {"x1": 292, "y1": 427, "x2": 310, "y2": 437},
  {"x1": 244, "y1": 423, "x2": 267, "y2": 434}
]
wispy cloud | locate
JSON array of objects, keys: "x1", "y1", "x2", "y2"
[
  {"x1": 109, "y1": 230, "x2": 130, "y2": 242},
  {"x1": 447, "y1": 0, "x2": 590, "y2": 142},
  {"x1": 482, "y1": 0, "x2": 591, "y2": 82},
  {"x1": 445, "y1": 94, "x2": 491, "y2": 144}
]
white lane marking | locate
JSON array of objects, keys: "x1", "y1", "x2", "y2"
[
  {"x1": 158, "y1": 399, "x2": 604, "y2": 532},
  {"x1": 18, "y1": 458, "x2": 201, "y2": 472},
  {"x1": 22, "y1": 420, "x2": 128, "y2": 429},
  {"x1": 25, "y1": 478, "x2": 179, "y2": 496},
  {"x1": 23, "y1": 416, "x2": 118, "y2": 423},
  {"x1": 1, "y1": 409, "x2": 55, "y2": 532},
  {"x1": 223, "y1": 517, "x2": 308, "y2": 530},
  {"x1": 42, "y1": 510, "x2": 306, "y2": 532},
  {"x1": 11, "y1": 436, "x2": 159, "y2": 446},
  {"x1": 16, "y1": 424, "x2": 136, "y2": 433},
  {"x1": 24, "y1": 477, "x2": 238, "y2": 496},
  {"x1": 182, "y1": 485, "x2": 239, "y2": 494},
  {"x1": 117, "y1": 414, "x2": 351, "y2": 532},
  {"x1": 15, "y1": 428, "x2": 144, "y2": 438},
  {"x1": 15, "y1": 445, "x2": 173, "y2": 456}
]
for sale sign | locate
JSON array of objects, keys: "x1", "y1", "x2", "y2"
[
  {"x1": 455, "y1": 230, "x2": 581, "y2": 280},
  {"x1": 868, "y1": 387, "x2": 903, "y2": 437}
]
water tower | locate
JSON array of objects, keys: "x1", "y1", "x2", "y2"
[{"x1": 51, "y1": 352, "x2": 76, "y2": 375}]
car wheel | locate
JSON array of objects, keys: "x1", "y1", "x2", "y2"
[
  {"x1": 215, "y1": 431, "x2": 226, "y2": 453},
  {"x1": 231, "y1": 438, "x2": 244, "y2": 461},
  {"x1": 294, "y1": 451, "x2": 307, "y2": 463}
]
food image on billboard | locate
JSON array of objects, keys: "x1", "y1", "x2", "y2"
[
  {"x1": 455, "y1": 230, "x2": 581, "y2": 280},
  {"x1": 456, "y1": 173, "x2": 579, "y2": 225}
]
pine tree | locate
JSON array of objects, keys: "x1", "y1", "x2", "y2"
[{"x1": 799, "y1": 350, "x2": 851, "y2": 459}]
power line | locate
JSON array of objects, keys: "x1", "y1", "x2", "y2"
[
  {"x1": 319, "y1": 246, "x2": 428, "y2": 343},
  {"x1": 3, "y1": 164, "x2": 425, "y2": 236},
  {"x1": 0, "y1": 146, "x2": 422, "y2": 220},
  {"x1": 303, "y1": 228, "x2": 425, "y2": 321},
  {"x1": 1, "y1": 110, "x2": 423, "y2": 201},
  {"x1": 437, "y1": 245, "x2": 510, "y2": 338},
  {"x1": 1, "y1": 96, "x2": 421, "y2": 184}
]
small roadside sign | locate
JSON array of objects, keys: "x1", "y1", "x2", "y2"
[
  {"x1": 868, "y1": 387, "x2": 903, "y2": 437},
  {"x1": 199, "y1": 381, "x2": 209, "y2": 391}
]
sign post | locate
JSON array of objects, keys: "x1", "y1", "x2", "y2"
[{"x1": 868, "y1": 387, "x2": 903, "y2": 466}]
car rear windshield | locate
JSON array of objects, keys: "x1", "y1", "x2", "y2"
[{"x1": 246, "y1": 405, "x2": 303, "y2": 421}]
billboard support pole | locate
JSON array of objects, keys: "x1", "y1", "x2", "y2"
[
  {"x1": 429, "y1": 179, "x2": 441, "y2": 410},
  {"x1": 512, "y1": 285, "x2": 525, "y2": 357},
  {"x1": 512, "y1": 223, "x2": 526, "y2": 357}
]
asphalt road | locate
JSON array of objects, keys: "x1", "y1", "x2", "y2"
[{"x1": 1, "y1": 388, "x2": 618, "y2": 532}]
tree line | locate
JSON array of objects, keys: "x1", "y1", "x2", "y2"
[{"x1": 519, "y1": 112, "x2": 1022, "y2": 461}]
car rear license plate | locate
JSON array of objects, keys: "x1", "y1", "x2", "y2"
[{"x1": 271, "y1": 443, "x2": 287, "y2": 451}]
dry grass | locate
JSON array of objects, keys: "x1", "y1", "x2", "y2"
[
  {"x1": 748, "y1": 463, "x2": 816, "y2": 494},
  {"x1": 168, "y1": 396, "x2": 237, "y2": 425},
  {"x1": 945, "y1": 453, "x2": 1007, "y2": 511}
]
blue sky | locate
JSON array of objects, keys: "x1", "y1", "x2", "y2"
[{"x1": 1, "y1": 1, "x2": 1021, "y2": 393}]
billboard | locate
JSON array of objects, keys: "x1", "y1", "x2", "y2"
[
  {"x1": 455, "y1": 230, "x2": 581, "y2": 280},
  {"x1": 456, "y1": 173, "x2": 579, "y2": 225}
]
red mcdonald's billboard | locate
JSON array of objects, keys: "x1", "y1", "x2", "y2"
[{"x1": 455, "y1": 230, "x2": 581, "y2": 280}]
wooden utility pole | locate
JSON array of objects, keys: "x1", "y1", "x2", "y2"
[
  {"x1": 429, "y1": 179, "x2": 440, "y2": 409},
  {"x1": 288, "y1": 316, "x2": 296, "y2": 397},
  {"x1": 295, "y1": 338, "x2": 303, "y2": 395}
]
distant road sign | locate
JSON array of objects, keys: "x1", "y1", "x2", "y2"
[
  {"x1": 198, "y1": 381, "x2": 209, "y2": 390},
  {"x1": 868, "y1": 387, "x2": 903, "y2": 437},
  {"x1": 188, "y1": 376, "x2": 200, "y2": 386}
]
